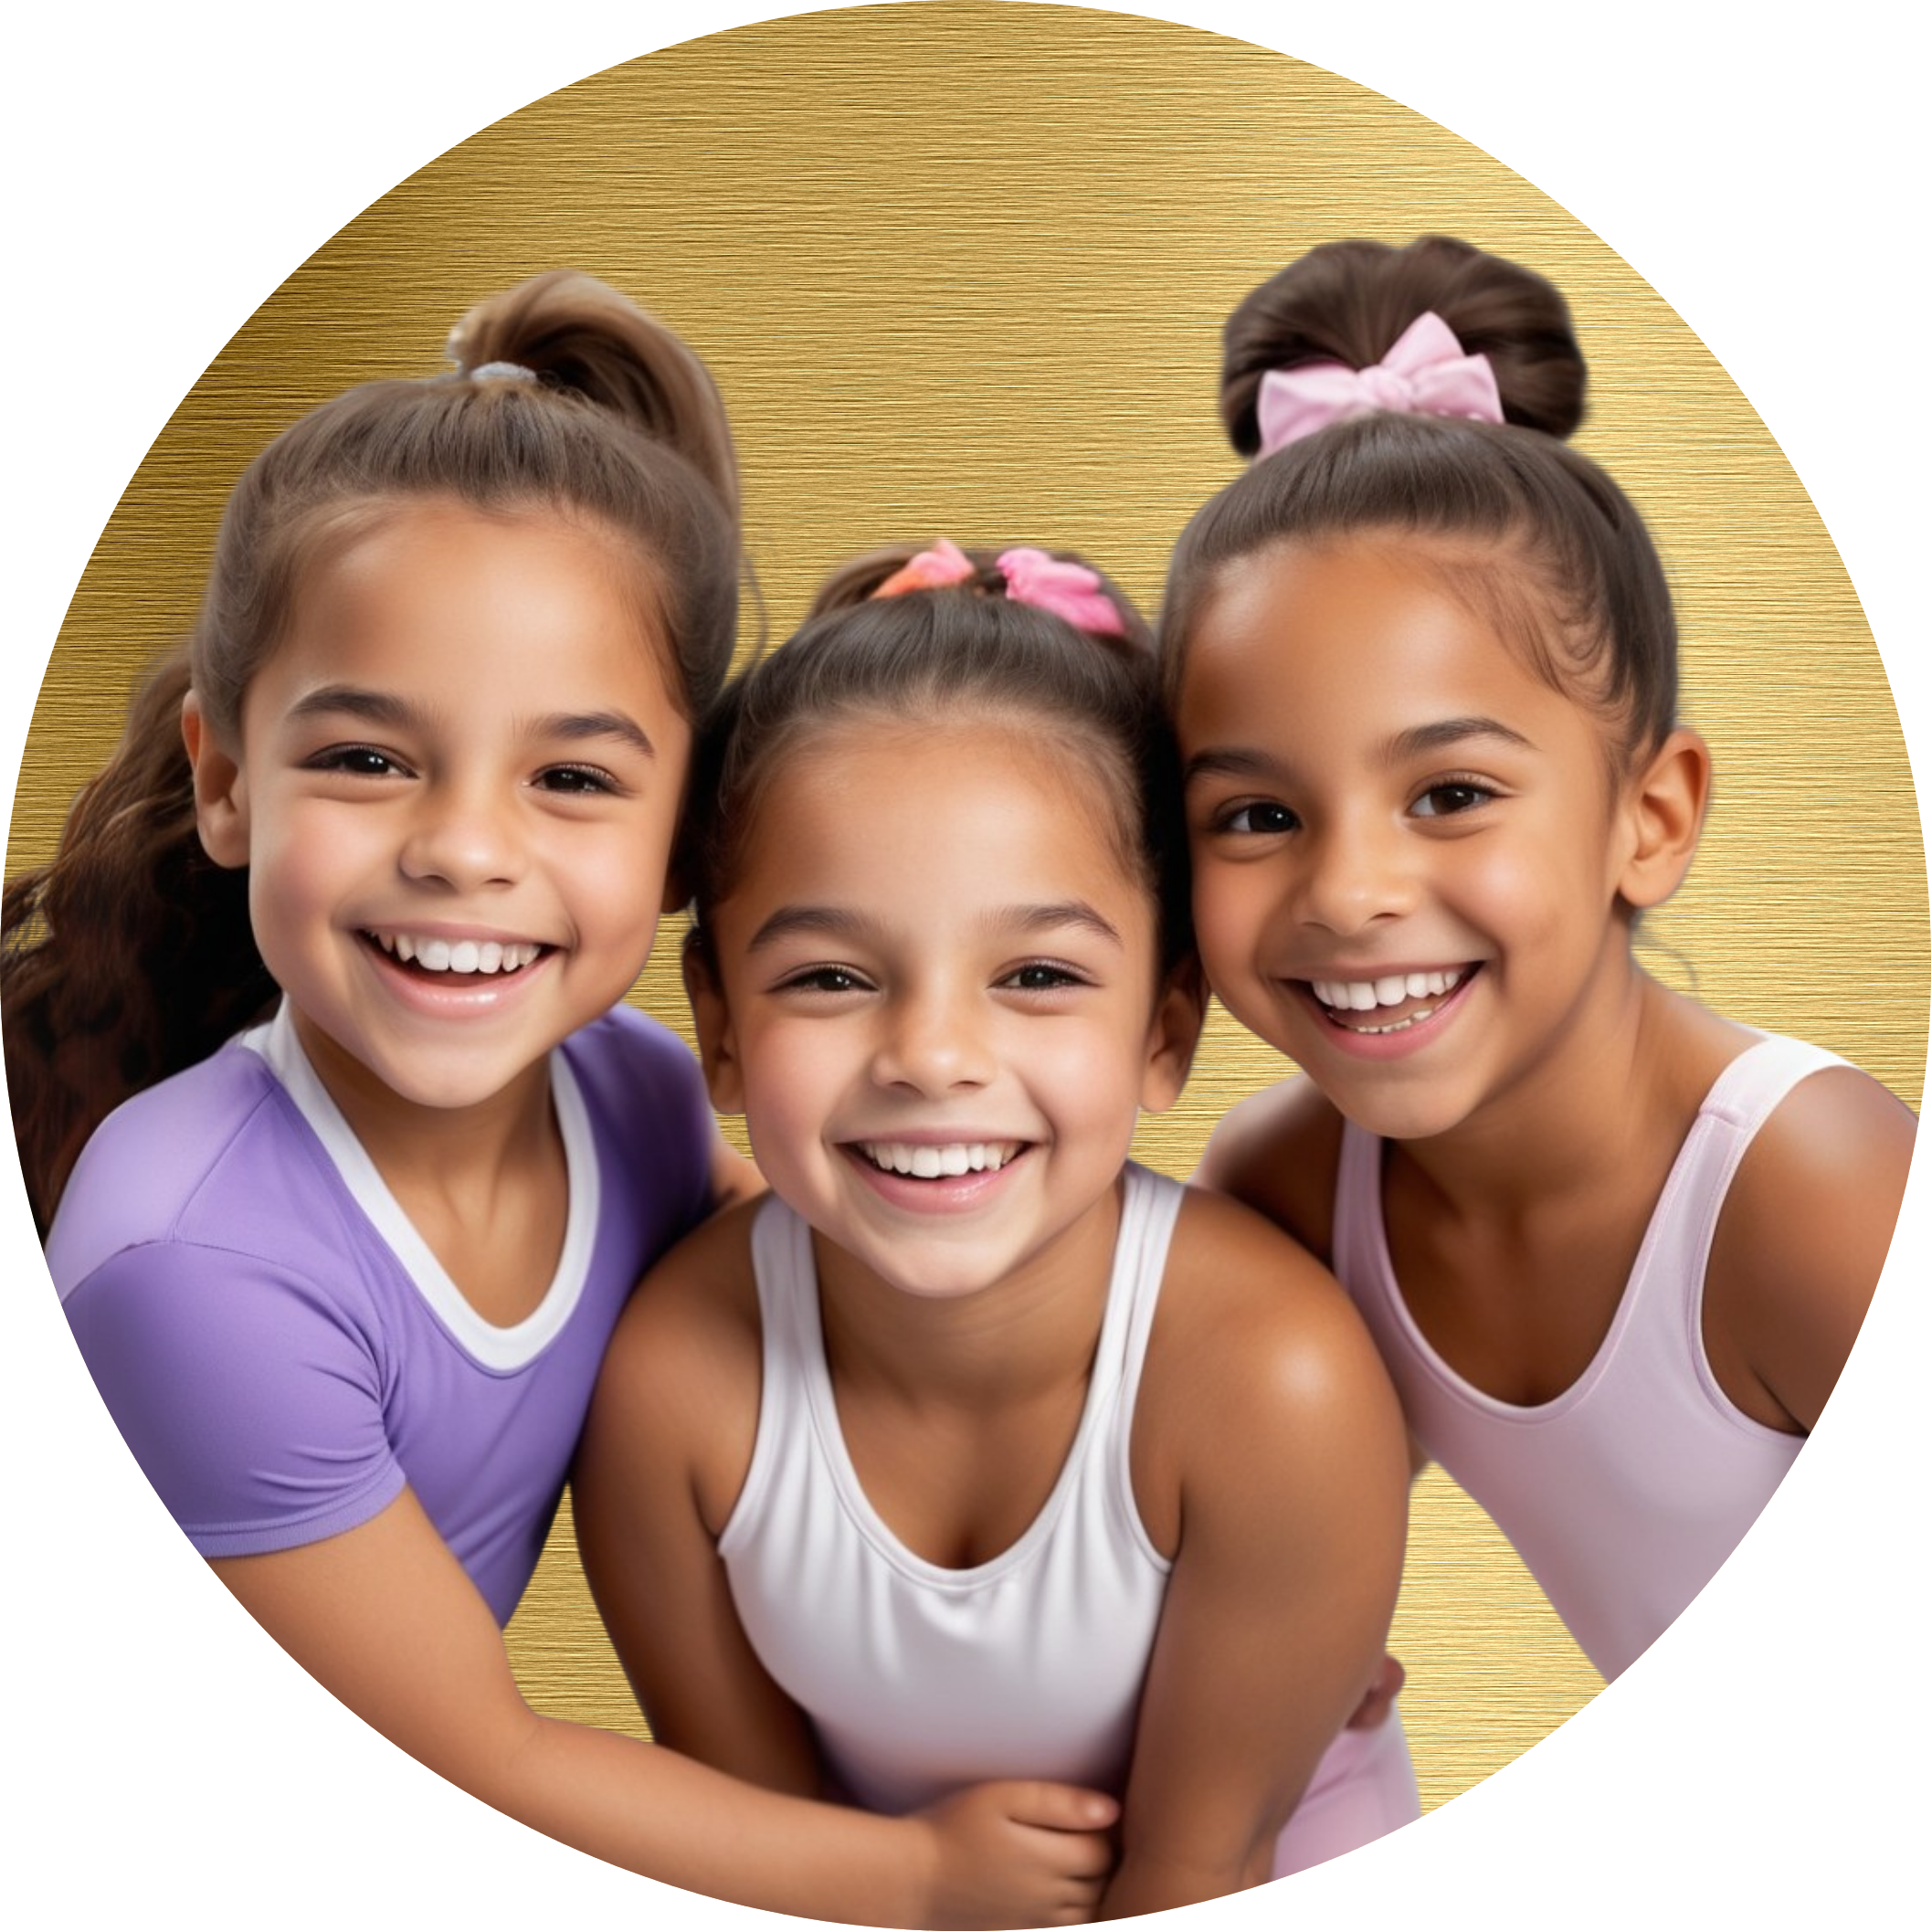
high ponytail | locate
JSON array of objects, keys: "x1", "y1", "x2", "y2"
[
  {"x1": 1218, "y1": 235, "x2": 1588, "y2": 457},
  {"x1": 5, "y1": 269, "x2": 741, "y2": 1234},
  {"x1": 685, "y1": 540, "x2": 1188, "y2": 976},
  {"x1": 1166, "y1": 237, "x2": 1675, "y2": 765}
]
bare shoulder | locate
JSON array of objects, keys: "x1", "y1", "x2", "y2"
[
  {"x1": 1157, "y1": 1186, "x2": 1397, "y2": 1400},
  {"x1": 606, "y1": 1195, "x2": 763, "y2": 1375},
  {"x1": 1134, "y1": 1186, "x2": 1407, "y2": 1548},
  {"x1": 1707, "y1": 1062, "x2": 1916, "y2": 1431},
  {"x1": 1191, "y1": 1074, "x2": 1348, "y2": 1262},
  {"x1": 582, "y1": 1196, "x2": 765, "y2": 1528}
]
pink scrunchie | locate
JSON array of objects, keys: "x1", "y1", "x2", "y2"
[
  {"x1": 871, "y1": 539, "x2": 1127, "y2": 639},
  {"x1": 1255, "y1": 311, "x2": 1504, "y2": 458}
]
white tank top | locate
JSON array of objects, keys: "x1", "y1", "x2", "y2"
[
  {"x1": 717, "y1": 1164, "x2": 1181, "y2": 1814},
  {"x1": 1333, "y1": 1033, "x2": 1840, "y2": 1680}
]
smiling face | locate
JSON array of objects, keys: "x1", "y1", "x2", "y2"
[
  {"x1": 692, "y1": 717, "x2": 1196, "y2": 1302},
  {"x1": 188, "y1": 499, "x2": 692, "y2": 1128},
  {"x1": 1176, "y1": 536, "x2": 1666, "y2": 1144}
]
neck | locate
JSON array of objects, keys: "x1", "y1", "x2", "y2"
[
  {"x1": 812, "y1": 1180, "x2": 1124, "y2": 1409},
  {"x1": 1396, "y1": 956, "x2": 1701, "y2": 1225},
  {"x1": 290, "y1": 1010, "x2": 557, "y2": 1196}
]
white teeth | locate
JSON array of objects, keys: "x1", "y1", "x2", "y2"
[
  {"x1": 1311, "y1": 967, "x2": 1466, "y2": 1012},
  {"x1": 859, "y1": 1141, "x2": 1022, "y2": 1178},
  {"x1": 371, "y1": 933, "x2": 543, "y2": 975},
  {"x1": 1346, "y1": 1007, "x2": 1437, "y2": 1036}
]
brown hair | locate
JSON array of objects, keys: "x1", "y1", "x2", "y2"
[
  {"x1": 5, "y1": 270, "x2": 741, "y2": 1234},
  {"x1": 1169, "y1": 237, "x2": 1676, "y2": 758},
  {"x1": 685, "y1": 543, "x2": 1189, "y2": 972}
]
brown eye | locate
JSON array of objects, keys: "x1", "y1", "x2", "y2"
[
  {"x1": 310, "y1": 744, "x2": 406, "y2": 778},
  {"x1": 777, "y1": 966, "x2": 870, "y2": 995},
  {"x1": 999, "y1": 962, "x2": 1085, "y2": 991},
  {"x1": 536, "y1": 764, "x2": 619, "y2": 795},
  {"x1": 1412, "y1": 781, "x2": 1494, "y2": 818},
  {"x1": 1218, "y1": 801, "x2": 1298, "y2": 836}
]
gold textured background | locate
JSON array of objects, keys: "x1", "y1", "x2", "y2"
[{"x1": 11, "y1": 4, "x2": 1924, "y2": 1819}]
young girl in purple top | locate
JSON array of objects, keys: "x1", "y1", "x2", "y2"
[
  {"x1": 5, "y1": 273, "x2": 1116, "y2": 1926},
  {"x1": 1162, "y1": 236, "x2": 1915, "y2": 1683}
]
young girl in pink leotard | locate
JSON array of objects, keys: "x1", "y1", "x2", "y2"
[{"x1": 1162, "y1": 235, "x2": 1915, "y2": 1681}]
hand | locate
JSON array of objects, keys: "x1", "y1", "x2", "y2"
[
  {"x1": 1344, "y1": 1652, "x2": 1405, "y2": 1730},
  {"x1": 916, "y1": 1779, "x2": 1120, "y2": 1928}
]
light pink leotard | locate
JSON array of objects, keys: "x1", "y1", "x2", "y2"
[{"x1": 1332, "y1": 1033, "x2": 1842, "y2": 1680}]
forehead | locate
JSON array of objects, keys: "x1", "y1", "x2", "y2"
[
  {"x1": 264, "y1": 501, "x2": 678, "y2": 709},
  {"x1": 1178, "y1": 537, "x2": 1572, "y2": 746},
  {"x1": 727, "y1": 714, "x2": 1147, "y2": 906}
]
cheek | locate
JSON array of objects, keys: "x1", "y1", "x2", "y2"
[
  {"x1": 737, "y1": 1021, "x2": 847, "y2": 1135},
  {"x1": 551, "y1": 818, "x2": 680, "y2": 933},
  {"x1": 246, "y1": 807, "x2": 354, "y2": 927},
  {"x1": 1190, "y1": 859, "x2": 1276, "y2": 978},
  {"x1": 1449, "y1": 836, "x2": 1588, "y2": 954}
]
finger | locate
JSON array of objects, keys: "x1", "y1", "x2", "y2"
[
  {"x1": 997, "y1": 1779, "x2": 1121, "y2": 1832},
  {"x1": 1015, "y1": 1826, "x2": 1114, "y2": 1881},
  {"x1": 1048, "y1": 1878, "x2": 1107, "y2": 1926}
]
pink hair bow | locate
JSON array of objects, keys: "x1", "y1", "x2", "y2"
[
  {"x1": 1255, "y1": 311, "x2": 1504, "y2": 458},
  {"x1": 995, "y1": 547, "x2": 1126, "y2": 638},
  {"x1": 871, "y1": 538, "x2": 1126, "y2": 638},
  {"x1": 872, "y1": 536, "x2": 976, "y2": 597}
]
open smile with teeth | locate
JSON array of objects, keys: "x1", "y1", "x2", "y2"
[
  {"x1": 366, "y1": 931, "x2": 547, "y2": 977},
  {"x1": 855, "y1": 1141, "x2": 1026, "y2": 1179},
  {"x1": 1306, "y1": 966, "x2": 1473, "y2": 1036}
]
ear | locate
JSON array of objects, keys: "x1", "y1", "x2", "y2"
[
  {"x1": 681, "y1": 925, "x2": 744, "y2": 1114},
  {"x1": 181, "y1": 690, "x2": 250, "y2": 870},
  {"x1": 1139, "y1": 955, "x2": 1209, "y2": 1115},
  {"x1": 1616, "y1": 727, "x2": 1711, "y2": 912}
]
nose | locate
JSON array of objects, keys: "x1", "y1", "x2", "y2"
[
  {"x1": 1292, "y1": 813, "x2": 1420, "y2": 937},
  {"x1": 397, "y1": 779, "x2": 523, "y2": 892},
  {"x1": 871, "y1": 980, "x2": 994, "y2": 1096}
]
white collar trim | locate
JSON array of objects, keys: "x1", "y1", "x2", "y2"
[{"x1": 241, "y1": 1001, "x2": 599, "y2": 1372}]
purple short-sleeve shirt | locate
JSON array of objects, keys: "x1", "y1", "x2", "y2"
[{"x1": 51, "y1": 1001, "x2": 713, "y2": 1625}]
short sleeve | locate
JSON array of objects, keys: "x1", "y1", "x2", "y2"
[{"x1": 63, "y1": 1240, "x2": 406, "y2": 1557}]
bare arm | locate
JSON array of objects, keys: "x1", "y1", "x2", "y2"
[
  {"x1": 572, "y1": 1214, "x2": 821, "y2": 1794},
  {"x1": 1706, "y1": 1065, "x2": 1916, "y2": 1432},
  {"x1": 214, "y1": 1492, "x2": 954, "y2": 1923},
  {"x1": 571, "y1": 1210, "x2": 1119, "y2": 1924},
  {"x1": 1099, "y1": 1194, "x2": 1409, "y2": 1917}
]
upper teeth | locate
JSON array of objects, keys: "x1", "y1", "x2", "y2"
[
  {"x1": 372, "y1": 933, "x2": 543, "y2": 975},
  {"x1": 1309, "y1": 969, "x2": 1466, "y2": 1011},
  {"x1": 860, "y1": 1142, "x2": 1021, "y2": 1178}
]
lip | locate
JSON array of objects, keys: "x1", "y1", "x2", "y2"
[
  {"x1": 1292, "y1": 962, "x2": 1482, "y2": 1061},
  {"x1": 355, "y1": 928, "x2": 558, "y2": 1017},
  {"x1": 839, "y1": 1139, "x2": 1034, "y2": 1215}
]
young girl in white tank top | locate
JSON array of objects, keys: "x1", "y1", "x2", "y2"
[{"x1": 575, "y1": 540, "x2": 1420, "y2": 1915}]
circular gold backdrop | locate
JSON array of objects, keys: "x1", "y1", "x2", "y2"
[{"x1": 12, "y1": 2, "x2": 1924, "y2": 1821}]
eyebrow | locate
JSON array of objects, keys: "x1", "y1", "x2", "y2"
[
  {"x1": 1183, "y1": 745, "x2": 1283, "y2": 787},
  {"x1": 285, "y1": 686, "x2": 656, "y2": 758},
  {"x1": 1387, "y1": 716, "x2": 1535, "y2": 761},
  {"x1": 746, "y1": 900, "x2": 1124, "y2": 953},
  {"x1": 1184, "y1": 715, "x2": 1534, "y2": 788}
]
